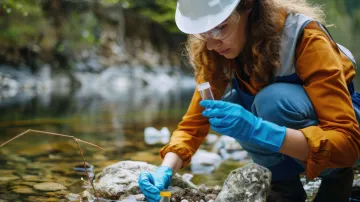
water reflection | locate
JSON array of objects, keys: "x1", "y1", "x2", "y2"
[{"x1": 0, "y1": 65, "x2": 196, "y2": 201}]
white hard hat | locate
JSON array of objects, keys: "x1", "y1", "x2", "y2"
[{"x1": 175, "y1": 0, "x2": 241, "y2": 34}]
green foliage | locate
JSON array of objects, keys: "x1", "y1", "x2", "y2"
[
  {"x1": 63, "y1": 12, "x2": 99, "y2": 49},
  {"x1": 138, "y1": 0, "x2": 178, "y2": 33},
  {"x1": 0, "y1": 0, "x2": 45, "y2": 46},
  {"x1": 308, "y1": 0, "x2": 360, "y2": 65},
  {"x1": 0, "y1": 0, "x2": 359, "y2": 64},
  {"x1": 2, "y1": 0, "x2": 42, "y2": 16}
]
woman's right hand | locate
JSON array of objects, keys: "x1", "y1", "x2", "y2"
[{"x1": 138, "y1": 166, "x2": 173, "y2": 202}]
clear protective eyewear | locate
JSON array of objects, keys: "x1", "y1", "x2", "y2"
[{"x1": 193, "y1": 12, "x2": 240, "y2": 41}]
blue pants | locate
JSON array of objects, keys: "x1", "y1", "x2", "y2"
[{"x1": 224, "y1": 82, "x2": 360, "y2": 181}]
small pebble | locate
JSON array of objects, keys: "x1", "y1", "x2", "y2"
[{"x1": 205, "y1": 194, "x2": 217, "y2": 201}]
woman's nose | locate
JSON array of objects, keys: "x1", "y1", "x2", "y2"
[{"x1": 206, "y1": 38, "x2": 221, "y2": 51}]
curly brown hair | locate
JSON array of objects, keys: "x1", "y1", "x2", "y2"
[{"x1": 185, "y1": 0, "x2": 325, "y2": 96}]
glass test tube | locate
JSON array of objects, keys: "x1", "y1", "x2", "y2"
[
  {"x1": 197, "y1": 82, "x2": 214, "y2": 100},
  {"x1": 160, "y1": 189, "x2": 171, "y2": 202}
]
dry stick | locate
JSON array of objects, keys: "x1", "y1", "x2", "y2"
[
  {"x1": 0, "y1": 129, "x2": 31, "y2": 147},
  {"x1": 0, "y1": 129, "x2": 104, "y2": 201},
  {"x1": 74, "y1": 138, "x2": 99, "y2": 201},
  {"x1": 0, "y1": 129, "x2": 104, "y2": 151}
]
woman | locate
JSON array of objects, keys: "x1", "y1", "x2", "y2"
[{"x1": 138, "y1": 0, "x2": 360, "y2": 201}]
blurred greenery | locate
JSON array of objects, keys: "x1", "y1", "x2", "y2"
[
  {"x1": 0, "y1": 0, "x2": 45, "y2": 46},
  {"x1": 0, "y1": 0, "x2": 359, "y2": 70},
  {"x1": 311, "y1": 0, "x2": 360, "y2": 62}
]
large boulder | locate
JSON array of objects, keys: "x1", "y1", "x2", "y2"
[
  {"x1": 80, "y1": 161, "x2": 195, "y2": 201},
  {"x1": 215, "y1": 163, "x2": 271, "y2": 202},
  {"x1": 78, "y1": 161, "x2": 271, "y2": 202}
]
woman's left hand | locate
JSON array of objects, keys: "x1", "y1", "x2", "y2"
[{"x1": 200, "y1": 100, "x2": 287, "y2": 152}]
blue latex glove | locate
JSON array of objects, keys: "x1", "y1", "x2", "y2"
[
  {"x1": 138, "y1": 166, "x2": 172, "y2": 202},
  {"x1": 200, "y1": 100, "x2": 286, "y2": 152}
]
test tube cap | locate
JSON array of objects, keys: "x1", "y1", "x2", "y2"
[
  {"x1": 197, "y1": 82, "x2": 211, "y2": 91},
  {"x1": 160, "y1": 190, "x2": 172, "y2": 197}
]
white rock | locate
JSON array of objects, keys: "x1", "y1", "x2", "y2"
[
  {"x1": 206, "y1": 134, "x2": 219, "y2": 145},
  {"x1": 144, "y1": 127, "x2": 170, "y2": 145},
  {"x1": 191, "y1": 149, "x2": 222, "y2": 174}
]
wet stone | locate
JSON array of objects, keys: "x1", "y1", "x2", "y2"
[
  {"x1": 212, "y1": 186, "x2": 221, "y2": 195},
  {"x1": 27, "y1": 196, "x2": 58, "y2": 202},
  {"x1": 65, "y1": 193, "x2": 80, "y2": 201},
  {"x1": 54, "y1": 177, "x2": 79, "y2": 187},
  {"x1": 65, "y1": 170, "x2": 95, "y2": 179},
  {"x1": 26, "y1": 162, "x2": 43, "y2": 171},
  {"x1": 8, "y1": 154, "x2": 30, "y2": 163},
  {"x1": 205, "y1": 194, "x2": 217, "y2": 201},
  {"x1": 9, "y1": 181, "x2": 36, "y2": 187},
  {"x1": 33, "y1": 182, "x2": 67, "y2": 192},
  {"x1": 0, "y1": 169, "x2": 15, "y2": 176},
  {"x1": 17, "y1": 142, "x2": 78, "y2": 158},
  {"x1": 44, "y1": 189, "x2": 69, "y2": 197},
  {"x1": 22, "y1": 175, "x2": 49, "y2": 182},
  {"x1": 12, "y1": 186, "x2": 37, "y2": 194},
  {"x1": 0, "y1": 193, "x2": 20, "y2": 201},
  {"x1": 172, "y1": 188, "x2": 208, "y2": 202},
  {"x1": 0, "y1": 175, "x2": 20, "y2": 182},
  {"x1": 93, "y1": 154, "x2": 107, "y2": 161}
]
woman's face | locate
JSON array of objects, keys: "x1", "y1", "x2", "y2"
[{"x1": 204, "y1": 9, "x2": 252, "y2": 59}]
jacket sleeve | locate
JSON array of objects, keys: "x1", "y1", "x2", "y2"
[
  {"x1": 295, "y1": 22, "x2": 360, "y2": 179},
  {"x1": 159, "y1": 86, "x2": 210, "y2": 167}
]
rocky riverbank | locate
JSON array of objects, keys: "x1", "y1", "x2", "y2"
[{"x1": 71, "y1": 161, "x2": 272, "y2": 202}]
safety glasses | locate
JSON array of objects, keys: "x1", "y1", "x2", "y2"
[{"x1": 193, "y1": 12, "x2": 240, "y2": 41}]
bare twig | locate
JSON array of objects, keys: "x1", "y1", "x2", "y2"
[
  {"x1": 74, "y1": 138, "x2": 99, "y2": 200},
  {"x1": 0, "y1": 129, "x2": 104, "y2": 150},
  {"x1": 0, "y1": 129, "x2": 104, "y2": 201},
  {"x1": 0, "y1": 129, "x2": 31, "y2": 147}
]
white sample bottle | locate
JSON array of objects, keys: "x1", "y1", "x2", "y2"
[{"x1": 197, "y1": 82, "x2": 214, "y2": 100}]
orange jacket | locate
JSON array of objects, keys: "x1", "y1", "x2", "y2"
[{"x1": 160, "y1": 22, "x2": 360, "y2": 180}]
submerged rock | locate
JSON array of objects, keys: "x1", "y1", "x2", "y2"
[
  {"x1": 215, "y1": 163, "x2": 271, "y2": 202},
  {"x1": 33, "y1": 182, "x2": 67, "y2": 192},
  {"x1": 12, "y1": 186, "x2": 37, "y2": 195},
  {"x1": 65, "y1": 193, "x2": 80, "y2": 201},
  {"x1": 0, "y1": 175, "x2": 20, "y2": 182},
  {"x1": 22, "y1": 175, "x2": 49, "y2": 182}
]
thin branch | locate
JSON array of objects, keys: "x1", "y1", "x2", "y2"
[
  {"x1": 0, "y1": 129, "x2": 104, "y2": 150},
  {"x1": 0, "y1": 129, "x2": 105, "y2": 201},
  {"x1": 74, "y1": 138, "x2": 99, "y2": 201},
  {"x1": 0, "y1": 129, "x2": 31, "y2": 147},
  {"x1": 30, "y1": 129, "x2": 74, "y2": 138},
  {"x1": 76, "y1": 139, "x2": 104, "y2": 151}
]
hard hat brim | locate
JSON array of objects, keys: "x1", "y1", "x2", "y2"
[{"x1": 175, "y1": 0, "x2": 241, "y2": 34}]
